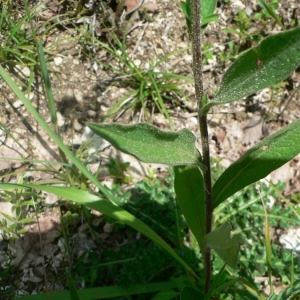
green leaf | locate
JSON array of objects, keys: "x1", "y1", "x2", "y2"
[
  {"x1": 202, "y1": 0, "x2": 218, "y2": 20},
  {"x1": 151, "y1": 289, "x2": 178, "y2": 300},
  {"x1": 203, "y1": 222, "x2": 243, "y2": 268},
  {"x1": 19, "y1": 282, "x2": 178, "y2": 300},
  {"x1": 202, "y1": 26, "x2": 300, "y2": 114},
  {"x1": 202, "y1": 14, "x2": 219, "y2": 26},
  {"x1": 213, "y1": 118, "x2": 300, "y2": 208},
  {"x1": 258, "y1": 0, "x2": 284, "y2": 29},
  {"x1": 0, "y1": 183, "x2": 198, "y2": 280},
  {"x1": 174, "y1": 166, "x2": 205, "y2": 251},
  {"x1": 0, "y1": 64, "x2": 119, "y2": 206},
  {"x1": 180, "y1": 0, "x2": 218, "y2": 32},
  {"x1": 67, "y1": 270, "x2": 80, "y2": 300},
  {"x1": 180, "y1": 286, "x2": 205, "y2": 300},
  {"x1": 88, "y1": 123, "x2": 204, "y2": 167}
]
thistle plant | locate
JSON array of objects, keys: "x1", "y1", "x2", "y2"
[{"x1": 1, "y1": 0, "x2": 300, "y2": 299}]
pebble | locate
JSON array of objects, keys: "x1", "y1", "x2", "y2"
[
  {"x1": 87, "y1": 110, "x2": 96, "y2": 117},
  {"x1": 54, "y1": 56, "x2": 63, "y2": 66}
]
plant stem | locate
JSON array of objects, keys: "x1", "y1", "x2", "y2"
[{"x1": 191, "y1": 0, "x2": 213, "y2": 293}]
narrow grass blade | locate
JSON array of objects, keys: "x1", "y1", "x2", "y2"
[
  {"x1": 0, "y1": 65, "x2": 118, "y2": 205},
  {"x1": 260, "y1": 191, "x2": 273, "y2": 295},
  {"x1": 212, "y1": 118, "x2": 300, "y2": 208},
  {"x1": 204, "y1": 264, "x2": 226, "y2": 299},
  {"x1": 149, "y1": 71, "x2": 173, "y2": 129},
  {"x1": 38, "y1": 42, "x2": 58, "y2": 128},
  {"x1": 67, "y1": 270, "x2": 80, "y2": 300},
  {"x1": 258, "y1": 0, "x2": 284, "y2": 29},
  {"x1": 0, "y1": 183, "x2": 199, "y2": 280},
  {"x1": 19, "y1": 281, "x2": 178, "y2": 300}
]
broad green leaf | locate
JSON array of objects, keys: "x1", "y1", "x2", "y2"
[
  {"x1": 19, "y1": 282, "x2": 177, "y2": 300},
  {"x1": 202, "y1": 0, "x2": 218, "y2": 20},
  {"x1": 88, "y1": 123, "x2": 204, "y2": 167},
  {"x1": 202, "y1": 26, "x2": 300, "y2": 114},
  {"x1": 0, "y1": 183, "x2": 198, "y2": 280},
  {"x1": 203, "y1": 222, "x2": 243, "y2": 268},
  {"x1": 174, "y1": 166, "x2": 205, "y2": 251},
  {"x1": 213, "y1": 118, "x2": 300, "y2": 208},
  {"x1": 180, "y1": 286, "x2": 205, "y2": 300}
]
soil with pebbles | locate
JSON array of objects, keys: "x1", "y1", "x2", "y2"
[{"x1": 0, "y1": 0, "x2": 300, "y2": 297}]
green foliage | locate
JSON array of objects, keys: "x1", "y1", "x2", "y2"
[
  {"x1": 180, "y1": 0, "x2": 219, "y2": 32},
  {"x1": 84, "y1": 34, "x2": 193, "y2": 127},
  {"x1": 0, "y1": 184, "x2": 37, "y2": 241},
  {"x1": 180, "y1": 286, "x2": 205, "y2": 299},
  {"x1": 88, "y1": 123, "x2": 204, "y2": 167},
  {"x1": 106, "y1": 157, "x2": 132, "y2": 185},
  {"x1": 174, "y1": 166, "x2": 205, "y2": 250},
  {"x1": 202, "y1": 26, "x2": 300, "y2": 114},
  {"x1": 203, "y1": 222, "x2": 243, "y2": 269},
  {"x1": 1, "y1": 0, "x2": 300, "y2": 299},
  {"x1": 0, "y1": 4, "x2": 37, "y2": 67},
  {"x1": 216, "y1": 181, "x2": 300, "y2": 278},
  {"x1": 212, "y1": 117, "x2": 300, "y2": 207}
]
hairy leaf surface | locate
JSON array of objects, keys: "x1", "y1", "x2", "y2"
[
  {"x1": 202, "y1": 27, "x2": 300, "y2": 114},
  {"x1": 213, "y1": 118, "x2": 300, "y2": 208},
  {"x1": 88, "y1": 123, "x2": 203, "y2": 167}
]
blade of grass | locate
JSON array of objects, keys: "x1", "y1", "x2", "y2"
[
  {"x1": 0, "y1": 183, "x2": 199, "y2": 280},
  {"x1": 38, "y1": 42, "x2": 58, "y2": 129},
  {"x1": 259, "y1": 186, "x2": 273, "y2": 295},
  {"x1": 0, "y1": 64, "x2": 118, "y2": 205},
  {"x1": 149, "y1": 71, "x2": 173, "y2": 129},
  {"x1": 19, "y1": 281, "x2": 178, "y2": 300}
]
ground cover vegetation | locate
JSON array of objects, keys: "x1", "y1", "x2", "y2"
[{"x1": 0, "y1": 0, "x2": 300, "y2": 299}]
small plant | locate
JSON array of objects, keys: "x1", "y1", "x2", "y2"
[
  {"x1": 1, "y1": 0, "x2": 300, "y2": 299},
  {"x1": 92, "y1": 34, "x2": 193, "y2": 128},
  {"x1": 85, "y1": 0, "x2": 300, "y2": 298}
]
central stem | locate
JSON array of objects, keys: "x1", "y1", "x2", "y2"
[{"x1": 191, "y1": 0, "x2": 213, "y2": 293}]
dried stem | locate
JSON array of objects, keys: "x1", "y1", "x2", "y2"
[{"x1": 191, "y1": 0, "x2": 213, "y2": 293}]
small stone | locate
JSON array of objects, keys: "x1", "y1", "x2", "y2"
[
  {"x1": 57, "y1": 112, "x2": 65, "y2": 127},
  {"x1": 13, "y1": 100, "x2": 23, "y2": 108},
  {"x1": 54, "y1": 56, "x2": 63, "y2": 66},
  {"x1": 87, "y1": 110, "x2": 96, "y2": 117},
  {"x1": 74, "y1": 119, "x2": 83, "y2": 131}
]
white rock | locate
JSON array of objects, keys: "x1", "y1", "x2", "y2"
[
  {"x1": 280, "y1": 227, "x2": 300, "y2": 251},
  {"x1": 57, "y1": 112, "x2": 65, "y2": 127},
  {"x1": 232, "y1": 0, "x2": 245, "y2": 13},
  {"x1": 13, "y1": 100, "x2": 23, "y2": 108},
  {"x1": 54, "y1": 56, "x2": 63, "y2": 66}
]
